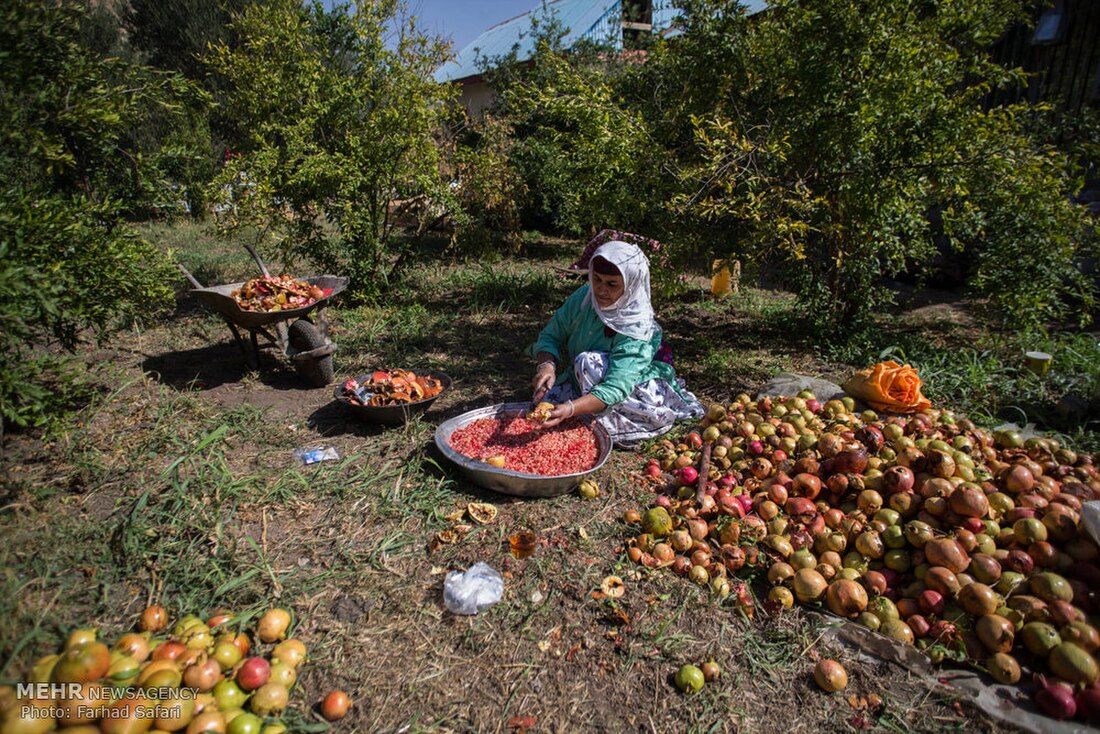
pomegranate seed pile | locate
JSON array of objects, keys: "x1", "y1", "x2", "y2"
[{"x1": 450, "y1": 416, "x2": 599, "y2": 475}]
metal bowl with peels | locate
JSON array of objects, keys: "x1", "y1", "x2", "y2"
[{"x1": 333, "y1": 371, "x2": 451, "y2": 426}]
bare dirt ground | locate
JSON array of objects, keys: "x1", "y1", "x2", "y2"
[{"x1": 0, "y1": 235, "x2": 1017, "y2": 733}]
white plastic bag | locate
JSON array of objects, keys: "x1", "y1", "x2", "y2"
[{"x1": 443, "y1": 562, "x2": 504, "y2": 615}]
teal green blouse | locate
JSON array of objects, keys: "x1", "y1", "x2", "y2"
[{"x1": 528, "y1": 285, "x2": 683, "y2": 407}]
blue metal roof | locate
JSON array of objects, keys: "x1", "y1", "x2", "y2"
[
  {"x1": 435, "y1": 0, "x2": 619, "y2": 83},
  {"x1": 435, "y1": 0, "x2": 770, "y2": 83}
]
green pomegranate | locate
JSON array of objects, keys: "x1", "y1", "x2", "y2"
[
  {"x1": 1061, "y1": 621, "x2": 1100, "y2": 653},
  {"x1": 996, "y1": 571, "x2": 1026, "y2": 596},
  {"x1": 986, "y1": 652, "x2": 1021, "y2": 685},
  {"x1": 641, "y1": 507, "x2": 673, "y2": 538},
  {"x1": 1028, "y1": 572, "x2": 1073, "y2": 604},
  {"x1": 675, "y1": 664, "x2": 705, "y2": 694},
  {"x1": 868, "y1": 596, "x2": 900, "y2": 624},
  {"x1": 1020, "y1": 622, "x2": 1062, "y2": 657},
  {"x1": 792, "y1": 568, "x2": 828, "y2": 603},
  {"x1": 975, "y1": 615, "x2": 1015, "y2": 654},
  {"x1": 857, "y1": 612, "x2": 881, "y2": 631},
  {"x1": 1048, "y1": 642, "x2": 1100, "y2": 685},
  {"x1": 880, "y1": 618, "x2": 915, "y2": 645}
]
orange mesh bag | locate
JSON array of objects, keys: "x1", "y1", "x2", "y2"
[{"x1": 843, "y1": 361, "x2": 932, "y2": 414}]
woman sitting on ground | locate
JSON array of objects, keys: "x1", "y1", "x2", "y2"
[{"x1": 529, "y1": 240, "x2": 704, "y2": 447}]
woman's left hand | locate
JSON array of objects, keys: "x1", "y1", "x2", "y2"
[
  {"x1": 540, "y1": 400, "x2": 576, "y2": 428},
  {"x1": 540, "y1": 395, "x2": 606, "y2": 428}
]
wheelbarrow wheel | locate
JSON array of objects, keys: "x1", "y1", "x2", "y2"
[{"x1": 288, "y1": 319, "x2": 334, "y2": 387}]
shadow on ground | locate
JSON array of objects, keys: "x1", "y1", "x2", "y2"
[
  {"x1": 142, "y1": 341, "x2": 304, "y2": 391},
  {"x1": 305, "y1": 401, "x2": 393, "y2": 440}
]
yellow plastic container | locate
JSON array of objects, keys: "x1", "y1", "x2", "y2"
[
  {"x1": 1024, "y1": 351, "x2": 1052, "y2": 376},
  {"x1": 711, "y1": 260, "x2": 732, "y2": 298}
]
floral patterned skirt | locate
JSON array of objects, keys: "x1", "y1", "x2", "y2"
[{"x1": 545, "y1": 351, "x2": 704, "y2": 449}]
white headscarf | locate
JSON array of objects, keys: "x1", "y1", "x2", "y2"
[{"x1": 587, "y1": 240, "x2": 657, "y2": 342}]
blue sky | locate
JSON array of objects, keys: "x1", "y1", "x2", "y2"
[{"x1": 401, "y1": 0, "x2": 536, "y2": 53}]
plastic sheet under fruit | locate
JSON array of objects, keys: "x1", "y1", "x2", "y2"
[
  {"x1": 992, "y1": 421, "x2": 1044, "y2": 441},
  {"x1": 818, "y1": 615, "x2": 1094, "y2": 733},
  {"x1": 1082, "y1": 501, "x2": 1100, "y2": 547},
  {"x1": 756, "y1": 373, "x2": 846, "y2": 402}
]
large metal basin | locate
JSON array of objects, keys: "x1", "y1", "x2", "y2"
[{"x1": 434, "y1": 403, "x2": 611, "y2": 498}]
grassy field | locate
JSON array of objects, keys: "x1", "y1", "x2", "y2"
[{"x1": 4, "y1": 219, "x2": 1097, "y2": 732}]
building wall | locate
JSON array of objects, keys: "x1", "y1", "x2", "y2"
[
  {"x1": 459, "y1": 79, "x2": 497, "y2": 117},
  {"x1": 988, "y1": 0, "x2": 1100, "y2": 113}
]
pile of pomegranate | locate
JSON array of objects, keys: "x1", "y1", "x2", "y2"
[
  {"x1": 627, "y1": 392, "x2": 1100, "y2": 721},
  {"x1": 0, "y1": 605, "x2": 351, "y2": 731}
]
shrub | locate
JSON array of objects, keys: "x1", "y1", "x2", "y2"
[
  {"x1": 206, "y1": 0, "x2": 457, "y2": 298},
  {"x1": 671, "y1": 0, "x2": 1096, "y2": 337},
  {"x1": 0, "y1": 190, "x2": 175, "y2": 427},
  {"x1": 0, "y1": 0, "x2": 211, "y2": 215},
  {"x1": 446, "y1": 114, "x2": 528, "y2": 255},
  {"x1": 0, "y1": 0, "x2": 188, "y2": 428},
  {"x1": 484, "y1": 21, "x2": 670, "y2": 237}
]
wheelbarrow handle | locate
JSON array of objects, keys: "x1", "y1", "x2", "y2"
[
  {"x1": 244, "y1": 242, "x2": 272, "y2": 277},
  {"x1": 177, "y1": 262, "x2": 204, "y2": 289}
]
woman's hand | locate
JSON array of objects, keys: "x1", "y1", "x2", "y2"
[
  {"x1": 531, "y1": 360, "x2": 556, "y2": 403},
  {"x1": 540, "y1": 394, "x2": 606, "y2": 428},
  {"x1": 540, "y1": 400, "x2": 576, "y2": 428}
]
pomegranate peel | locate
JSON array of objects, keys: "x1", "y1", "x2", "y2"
[
  {"x1": 466, "y1": 502, "x2": 498, "y2": 524},
  {"x1": 600, "y1": 576, "x2": 626, "y2": 599}
]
